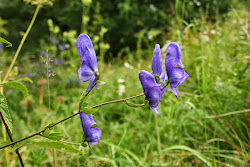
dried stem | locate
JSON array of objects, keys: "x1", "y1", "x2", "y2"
[{"x1": 0, "y1": 112, "x2": 24, "y2": 167}]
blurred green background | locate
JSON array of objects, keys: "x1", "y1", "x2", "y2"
[{"x1": 0, "y1": 0, "x2": 249, "y2": 166}]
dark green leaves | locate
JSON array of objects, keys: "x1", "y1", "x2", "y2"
[
  {"x1": 2, "y1": 81, "x2": 28, "y2": 99},
  {"x1": 0, "y1": 93, "x2": 12, "y2": 133},
  {"x1": 0, "y1": 37, "x2": 12, "y2": 47}
]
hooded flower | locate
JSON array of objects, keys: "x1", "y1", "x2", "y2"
[
  {"x1": 139, "y1": 70, "x2": 164, "y2": 115},
  {"x1": 79, "y1": 112, "x2": 102, "y2": 153},
  {"x1": 151, "y1": 44, "x2": 168, "y2": 93},
  {"x1": 77, "y1": 34, "x2": 99, "y2": 92},
  {"x1": 165, "y1": 42, "x2": 189, "y2": 97}
]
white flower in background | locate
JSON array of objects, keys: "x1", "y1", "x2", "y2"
[
  {"x1": 202, "y1": 35, "x2": 209, "y2": 42},
  {"x1": 124, "y1": 62, "x2": 134, "y2": 69},
  {"x1": 118, "y1": 84, "x2": 126, "y2": 96},
  {"x1": 117, "y1": 78, "x2": 125, "y2": 83},
  {"x1": 210, "y1": 30, "x2": 216, "y2": 34}
]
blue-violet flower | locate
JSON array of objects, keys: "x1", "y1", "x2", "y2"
[
  {"x1": 139, "y1": 70, "x2": 164, "y2": 115},
  {"x1": 165, "y1": 42, "x2": 189, "y2": 97},
  {"x1": 77, "y1": 34, "x2": 99, "y2": 92},
  {"x1": 79, "y1": 112, "x2": 102, "y2": 153},
  {"x1": 151, "y1": 44, "x2": 168, "y2": 93}
]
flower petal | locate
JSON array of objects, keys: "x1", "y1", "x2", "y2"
[
  {"x1": 86, "y1": 75, "x2": 98, "y2": 92},
  {"x1": 149, "y1": 105, "x2": 159, "y2": 115},
  {"x1": 76, "y1": 34, "x2": 98, "y2": 72},
  {"x1": 139, "y1": 70, "x2": 158, "y2": 95},
  {"x1": 147, "y1": 86, "x2": 164, "y2": 115},
  {"x1": 152, "y1": 44, "x2": 163, "y2": 76},
  {"x1": 169, "y1": 67, "x2": 188, "y2": 88},
  {"x1": 86, "y1": 127, "x2": 102, "y2": 145},
  {"x1": 170, "y1": 85, "x2": 179, "y2": 98},
  {"x1": 78, "y1": 65, "x2": 94, "y2": 82},
  {"x1": 79, "y1": 113, "x2": 98, "y2": 133},
  {"x1": 165, "y1": 42, "x2": 184, "y2": 75},
  {"x1": 160, "y1": 72, "x2": 167, "y2": 82}
]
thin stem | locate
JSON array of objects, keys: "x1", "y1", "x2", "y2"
[
  {"x1": 0, "y1": 112, "x2": 24, "y2": 167},
  {"x1": 0, "y1": 93, "x2": 145, "y2": 150},
  {"x1": 0, "y1": 77, "x2": 9, "y2": 167},
  {"x1": 91, "y1": 93, "x2": 145, "y2": 108},
  {"x1": 3, "y1": 5, "x2": 41, "y2": 82}
]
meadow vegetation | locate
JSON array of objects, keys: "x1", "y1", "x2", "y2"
[{"x1": 0, "y1": 0, "x2": 249, "y2": 166}]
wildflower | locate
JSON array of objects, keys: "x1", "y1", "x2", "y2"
[
  {"x1": 124, "y1": 62, "x2": 134, "y2": 69},
  {"x1": 151, "y1": 44, "x2": 167, "y2": 93},
  {"x1": 139, "y1": 70, "x2": 164, "y2": 115},
  {"x1": 165, "y1": 42, "x2": 189, "y2": 98},
  {"x1": 77, "y1": 34, "x2": 99, "y2": 92},
  {"x1": 59, "y1": 44, "x2": 68, "y2": 52},
  {"x1": 79, "y1": 112, "x2": 102, "y2": 153}
]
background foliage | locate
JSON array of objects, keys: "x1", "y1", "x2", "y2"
[{"x1": 0, "y1": 0, "x2": 249, "y2": 166}]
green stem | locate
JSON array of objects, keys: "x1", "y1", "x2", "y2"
[
  {"x1": 3, "y1": 5, "x2": 41, "y2": 82},
  {"x1": 0, "y1": 93, "x2": 145, "y2": 150}
]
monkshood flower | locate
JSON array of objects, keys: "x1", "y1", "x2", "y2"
[
  {"x1": 79, "y1": 112, "x2": 102, "y2": 153},
  {"x1": 151, "y1": 44, "x2": 168, "y2": 93},
  {"x1": 77, "y1": 34, "x2": 99, "y2": 92},
  {"x1": 139, "y1": 70, "x2": 164, "y2": 115},
  {"x1": 165, "y1": 42, "x2": 189, "y2": 98}
]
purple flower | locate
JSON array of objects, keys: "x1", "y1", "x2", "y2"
[
  {"x1": 165, "y1": 42, "x2": 189, "y2": 97},
  {"x1": 59, "y1": 44, "x2": 67, "y2": 52},
  {"x1": 151, "y1": 44, "x2": 168, "y2": 93},
  {"x1": 139, "y1": 70, "x2": 164, "y2": 115},
  {"x1": 79, "y1": 112, "x2": 102, "y2": 153},
  {"x1": 77, "y1": 34, "x2": 99, "y2": 92}
]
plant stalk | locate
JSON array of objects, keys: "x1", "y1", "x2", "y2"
[
  {"x1": 0, "y1": 5, "x2": 41, "y2": 166},
  {"x1": 3, "y1": 5, "x2": 41, "y2": 82},
  {"x1": 0, "y1": 93, "x2": 145, "y2": 150}
]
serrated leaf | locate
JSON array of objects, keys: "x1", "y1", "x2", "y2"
[
  {"x1": 0, "y1": 93, "x2": 12, "y2": 133},
  {"x1": 0, "y1": 37, "x2": 12, "y2": 47},
  {"x1": 2, "y1": 81, "x2": 28, "y2": 99},
  {"x1": 33, "y1": 137, "x2": 84, "y2": 154},
  {"x1": 80, "y1": 108, "x2": 98, "y2": 115}
]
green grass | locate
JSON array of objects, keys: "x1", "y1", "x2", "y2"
[{"x1": 0, "y1": 4, "x2": 249, "y2": 167}]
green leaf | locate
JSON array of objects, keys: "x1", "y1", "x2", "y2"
[
  {"x1": 46, "y1": 132, "x2": 64, "y2": 140},
  {"x1": 124, "y1": 99, "x2": 148, "y2": 108},
  {"x1": 80, "y1": 108, "x2": 98, "y2": 115},
  {"x1": 21, "y1": 77, "x2": 33, "y2": 83},
  {"x1": 95, "y1": 80, "x2": 107, "y2": 86},
  {"x1": 0, "y1": 93, "x2": 12, "y2": 133},
  {"x1": 33, "y1": 137, "x2": 84, "y2": 154},
  {"x1": 162, "y1": 145, "x2": 211, "y2": 166},
  {"x1": 79, "y1": 91, "x2": 88, "y2": 111},
  {"x1": 0, "y1": 37, "x2": 12, "y2": 47},
  {"x1": 31, "y1": 147, "x2": 46, "y2": 165},
  {"x1": 2, "y1": 81, "x2": 28, "y2": 99}
]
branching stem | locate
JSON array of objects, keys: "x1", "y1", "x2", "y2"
[{"x1": 0, "y1": 93, "x2": 145, "y2": 150}]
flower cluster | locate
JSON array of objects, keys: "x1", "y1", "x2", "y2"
[
  {"x1": 76, "y1": 33, "x2": 188, "y2": 153},
  {"x1": 139, "y1": 43, "x2": 189, "y2": 115}
]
